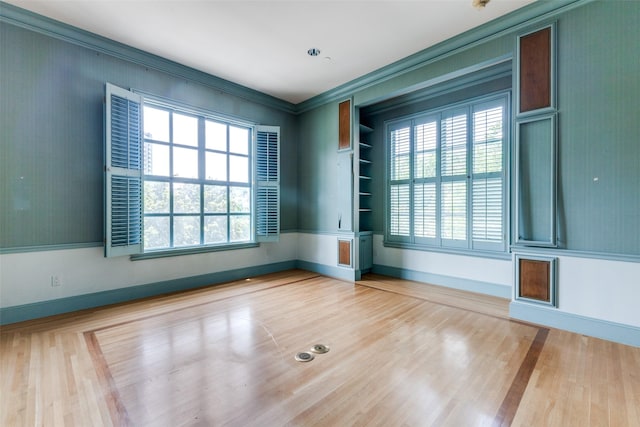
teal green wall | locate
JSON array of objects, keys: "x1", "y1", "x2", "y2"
[
  {"x1": 297, "y1": 102, "x2": 341, "y2": 232},
  {"x1": 554, "y1": 1, "x2": 640, "y2": 254},
  {"x1": 0, "y1": 21, "x2": 298, "y2": 249},
  {"x1": 2, "y1": 1, "x2": 639, "y2": 257},
  {"x1": 299, "y1": 0, "x2": 640, "y2": 257}
]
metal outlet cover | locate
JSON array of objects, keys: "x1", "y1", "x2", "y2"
[
  {"x1": 310, "y1": 344, "x2": 330, "y2": 354},
  {"x1": 295, "y1": 352, "x2": 314, "y2": 362}
]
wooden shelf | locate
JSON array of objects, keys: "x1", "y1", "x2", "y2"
[
  {"x1": 358, "y1": 119, "x2": 374, "y2": 236},
  {"x1": 359, "y1": 124, "x2": 373, "y2": 134}
]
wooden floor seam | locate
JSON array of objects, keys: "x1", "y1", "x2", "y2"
[
  {"x1": 7, "y1": 271, "x2": 636, "y2": 426},
  {"x1": 88, "y1": 274, "x2": 322, "y2": 333},
  {"x1": 83, "y1": 274, "x2": 548, "y2": 427}
]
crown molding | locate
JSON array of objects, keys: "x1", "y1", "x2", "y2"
[
  {"x1": 0, "y1": 1, "x2": 297, "y2": 115},
  {"x1": 296, "y1": 0, "x2": 593, "y2": 113},
  {"x1": 1, "y1": 0, "x2": 593, "y2": 115}
]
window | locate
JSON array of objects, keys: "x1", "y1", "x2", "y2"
[
  {"x1": 142, "y1": 104, "x2": 252, "y2": 250},
  {"x1": 104, "y1": 83, "x2": 279, "y2": 258},
  {"x1": 386, "y1": 93, "x2": 508, "y2": 253}
]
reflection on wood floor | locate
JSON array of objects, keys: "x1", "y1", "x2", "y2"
[{"x1": 2, "y1": 270, "x2": 639, "y2": 426}]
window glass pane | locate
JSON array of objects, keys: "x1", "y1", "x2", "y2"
[
  {"x1": 204, "y1": 216, "x2": 227, "y2": 244},
  {"x1": 144, "y1": 216, "x2": 170, "y2": 249},
  {"x1": 230, "y1": 186, "x2": 250, "y2": 213},
  {"x1": 390, "y1": 127, "x2": 410, "y2": 181},
  {"x1": 144, "y1": 181, "x2": 170, "y2": 213},
  {"x1": 473, "y1": 178, "x2": 502, "y2": 241},
  {"x1": 173, "y1": 146, "x2": 198, "y2": 179},
  {"x1": 441, "y1": 111, "x2": 467, "y2": 176},
  {"x1": 229, "y1": 126, "x2": 249, "y2": 154},
  {"x1": 390, "y1": 184, "x2": 410, "y2": 236},
  {"x1": 473, "y1": 106, "x2": 503, "y2": 174},
  {"x1": 173, "y1": 113, "x2": 198, "y2": 147},
  {"x1": 206, "y1": 152, "x2": 227, "y2": 181},
  {"x1": 414, "y1": 183, "x2": 436, "y2": 238},
  {"x1": 230, "y1": 215, "x2": 250, "y2": 241},
  {"x1": 229, "y1": 155, "x2": 249, "y2": 183},
  {"x1": 174, "y1": 216, "x2": 200, "y2": 247},
  {"x1": 174, "y1": 183, "x2": 200, "y2": 213},
  {"x1": 141, "y1": 101, "x2": 258, "y2": 253},
  {"x1": 143, "y1": 106, "x2": 169, "y2": 142},
  {"x1": 204, "y1": 185, "x2": 227, "y2": 213},
  {"x1": 206, "y1": 121, "x2": 226, "y2": 151},
  {"x1": 144, "y1": 142, "x2": 170, "y2": 176},
  {"x1": 441, "y1": 181, "x2": 467, "y2": 240}
]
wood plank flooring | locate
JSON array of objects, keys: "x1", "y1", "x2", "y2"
[{"x1": 1, "y1": 270, "x2": 639, "y2": 426}]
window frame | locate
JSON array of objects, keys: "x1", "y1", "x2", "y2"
[
  {"x1": 384, "y1": 91, "x2": 510, "y2": 256},
  {"x1": 140, "y1": 98, "x2": 255, "y2": 254},
  {"x1": 104, "y1": 84, "x2": 279, "y2": 259}
]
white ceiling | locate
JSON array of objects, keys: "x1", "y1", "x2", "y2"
[{"x1": 5, "y1": 0, "x2": 536, "y2": 104}]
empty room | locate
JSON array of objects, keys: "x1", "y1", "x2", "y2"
[{"x1": 1, "y1": 0, "x2": 639, "y2": 425}]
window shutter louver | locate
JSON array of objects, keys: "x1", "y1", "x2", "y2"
[
  {"x1": 390, "y1": 184, "x2": 410, "y2": 236},
  {"x1": 390, "y1": 127, "x2": 411, "y2": 181},
  {"x1": 472, "y1": 102, "x2": 504, "y2": 247},
  {"x1": 385, "y1": 94, "x2": 507, "y2": 252},
  {"x1": 441, "y1": 111, "x2": 467, "y2": 177},
  {"x1": 105, "y1": 83, "x2": 143, "y2": 257},
  {"x1": 472, "y1": 178, "x2": 502, "y2": 241},
  {"x1": 441, "y1": 181, "x2": 467, "y2": 240},
  {"x1": 255, "y1": 126, "x2": 280, "y2": 242},
  {"x1": 389, "y1": 123, "x2": 412, "y2": 239},
  {"x1": 414, "y1": 183, "x2": 436, "y2": 239}
]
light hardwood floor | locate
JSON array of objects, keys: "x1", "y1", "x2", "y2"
[{"x1": 1, "y1": 270, "x2": 639, "y2": 426}]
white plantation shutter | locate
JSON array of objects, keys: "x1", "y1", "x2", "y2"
[
  {"x1": 414, "y1": 183, "x2": 436, "y2": 239},
  {"x1": 440, "y1": 110, "x2": 467, "y2": 177},
  {"x1": 473, "y1": 178, "x2": 502, "y2": 241},
  {"x1": 413, "y1": 117, "x2": 437, "y2": 242},
  {"x1": 471, "y1": 101, "x2": 505, "y2": 249},
  {"x1": 255, "y1": 126, "x2": 280, "y2": 242},
  {"x1": 440, "y1": 109, "x2": 468, "y2": 245},
  {"x1": 390, "y1": 184, "x2": 410, "y2": 236},
  {"x1": 390, "y1": 125, "x2": 410, "y2": 181},
  {"x1": 385, "y1": 93, "x2": 507, "y2": 252},
  {"x1": 441, "y1": 181, "x2": 467, "y2": 241},
  {"x1": 105, "y1": 83, "x2": 143, "y2": 257},
  {"x1": 388, "y1": 122, "x2": 411, "y2": 239},
  {"x1": 414, "y1": 120, "x2": 437, "y2": 179}
]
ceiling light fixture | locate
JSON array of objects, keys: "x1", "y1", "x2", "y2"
[
  {"x1": 307, "y1": 48, "x2": 321, "y2": 57},
  {"x1": 472, "y1": 0, "x2": 490, "y2": 8}
]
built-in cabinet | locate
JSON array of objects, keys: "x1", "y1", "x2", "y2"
[
  {"x1": 336, "y1": 99, "x2": 374, "y2": 278},
  {"x1": 513, "y1": 23, "x2": 559, "y2": 307}
]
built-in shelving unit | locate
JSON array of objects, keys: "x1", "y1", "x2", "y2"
[
  {"x1": 358, "y1": 124, "x2": 373, "y2": 233},
  {"x1": 356, "y1": 121, "x2": 374, "y2": 276}
]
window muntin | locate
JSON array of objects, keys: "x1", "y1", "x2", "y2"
[
  {"x1": 386, "y1": 94, "x2": 508, "y2": 253},
  {"x1": 105, "y1": 83, "x2": 279, "y2": 258},
  {"x1": 142, "y1": 104, "x2": 253, "y2": 251}
]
